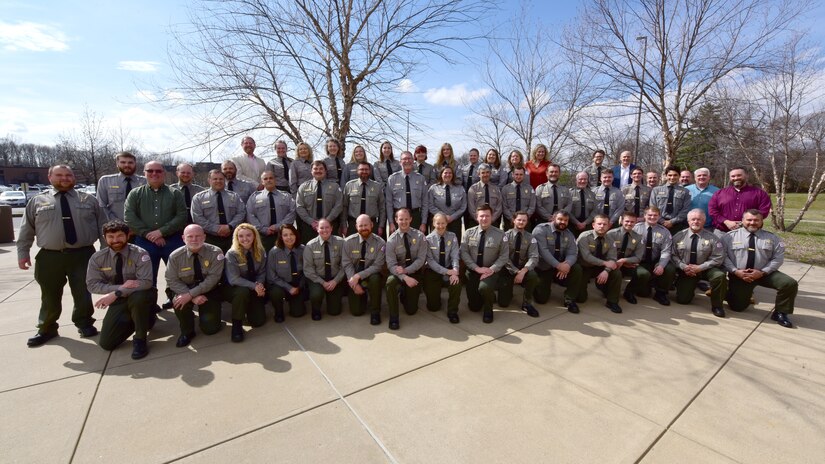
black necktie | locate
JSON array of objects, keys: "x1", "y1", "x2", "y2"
[
  {"x1": 595, "y1": 236, "x2": 605, "y2": 260},
  {"x1": 644, "y1": 226, "x2": 653, "y2": 263},
  {"x1": 484, "y1": 183, "x2": 490, "y2": 204},
  {"x1": 619, "y1": 232, "x2": 629, "y2": 259},
  {"x1": 634, "y1": 186, "x2": 641, "y2": 216},
  {"x1": 125, "y1": 177, "x2": 132, "y2": 196},
  {"x1": 268, "y1": 192, "x2": 278, "y2": 225},
  {"x1": 405, "y1": 175, "x2": 413, "y2": 209},
  {"x1": 282, "y1": 158, "x2": 290, "y2": 182},
  {"x1": 193, "y1": 253, "x2": 204, "y2": 283},
  {"x1": 114, "y1": 252, "x2": 124, "y2": 285},
  {"x1": 216, "y1": 191, "x2": 228, "y2": 224},
  {"x1": 360, "y1": 182, "x2": 367, "y2": 215},
  {"x1": 439, "y1": 235, "x2": 447, "y2": 268},
  {"x1": 289, "y1": 250, "x2": 299, "y2": 286},
  {"x1": 246, "y1": 250, "x2": 256, "y2": 281},
  {"x1": 465, "y1": 165, "x2": 475, "y2": 191},
  {"x1": 445, "y1": 185, "x2": 452, "y2": 207},
  {"x1": 316, "y1": 181, "x2": 324, "y2": 218},
  {"x1": 666, "y1": 185, "x2": 675, "y2": 215},
  {"x1": 324, "y1": 241, "x2": 332, "y2": 281},
  {"x1": 228, "y1": 181, "x2": 234, "y2": 192},
  {"x1": 579, "y1": 189, "x2": 586, "y2": 221},
  {"x1": 418, "y1": 163, "x2": 424, "y2": 174},
  {"x1": 385, "y1": 159, "x2": 393, "y2": 176},
  {"x1": 554, "y1": 230, "x2": 562, "y2": 261},
  {"x1": 335, "y1": 157, "x2": 342, "y2": 180},
  {"x1": 184, "y1": 186, "x2": 193, "y2": 222},
  {"x1": 59, "y1": 192, "x2": 77, "y2": 244},
  {"x1": 403, "y1": 233, "x2": 412, "y2": 266},
  {"x1": 515, "y1": 184, "x2": 522, "y2": 211},
  {"x1": 746, "y1": 233, "x2": 756, "y2": 269},
  {"x1": 358, "y1": 240, "x2": 367, "y2": 272},
  {"x1": 689, "y1": 234, "x2": 699, "y2": 265},
  {"x1": 596, "y1": 166, "x2": 602, "y2": 184},
  {"x1": 512, "y1": 232, "x2": 522, "y2": 268},
  {"x1": 602, "y1": 188, "x2": 610, "y2": 215},
  {"x1": 552, "y1": 184, "x2": 558, "y2": 213},
  {"x1": 476, "y1": 230, "x2": 485, "y2": 266}
]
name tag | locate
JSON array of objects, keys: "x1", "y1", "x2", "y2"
[
  {"x1": 181, "y1": 267, "x2": 192, "y2": 271},
  {"x1": 99, "y1": 267, "x2": 112, "y2": 271}
]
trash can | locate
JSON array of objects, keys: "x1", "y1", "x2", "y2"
[{"x1": 0, "y1": 205, "x2": 14, "y2": 243}]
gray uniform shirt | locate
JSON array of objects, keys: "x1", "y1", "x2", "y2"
[
  {"x1": 535, "y1": 181, "x2": 573, "y2": 221},
  {"x1": 504, "y1": 229, "x2": 539, "y2": 274},
  {"x1": 226, "y1": 178, "x2": 256, "y2": 204},
  {"x1": 340, "y1": 161, "x2": 361, "y2": 188},
  {"x1": 650, "y1": 184, "x2": 692, "y2": 226},
  {"x1": 584, "y1": 163, "x2": 607, "y2": 189},
  {"x1": 460, "y1": 226, "x2": 509, "y2": 272},
  {"x1": 606, "y1": 228, "x2": 644, "y2": 265},
  {"x1": 267, "y1": 245, "x2": 305, "y2": 291},
  {"x1": 295, "y1": 179, "x2": 344, "y2": 225},
  {"x1": 633, "y1": 222, "x2": 673, "y2": 268},
  {"x1": 225, "y1": 248, "x2": 267, "y2": 288},
  {"x1": 265, "y1": 157, "x2": 293, "y2": 191},
  {"x1": 17, "y1": 189, "x2": 105, "y2": 260},
  {"x1": 426, "y1": 230, "x2": 461, "y2": 274},
  {"x1": 323, "y1": 155, "x2": 345, "y2": 184},
  {"x1": 414, "y1": 162, "x2": 438, "y2": 185},
  {"x1": 569, "y1": 187, "x2": 597, "y2": 227},
  {"x1": 594, "y1": 185, "x2": 626, "y2": 225},
  {"x1": 342, "y1": 179, "x2": 386, "y2": 226},
  {"x1": 246, "y1": 189, "x2": 297, "y2": 234},
  {"x1": 386, "y1": 228, "x2": 428, "y2": 276},
  {"x1": 289, "y1": 159, "x2": 313, "y2": 194},
  {"x1": 671, "y1": 228, "x2": 724, "y2": 271},
  {"x1": 577, "y1": 230, "x2": 617, "y2": 267},
  {"x1": 532, "y1": 222, "x2": 578, "y2": 270},
  {"x1": 342, "y1": 233, "x2": 386, "y2": 280},
  {"x1": 191, "y1": 188, "x2": 246, "y2": 235},
  {"x1": 165, "y1": 243, "x2": 225, "y2": 296},
  {"x1": 97, "y1": 173, "x2": 147, "y2": 221},
  {"x1": 467, "y1": 181, "x2": 503, "y2": 222},
  {"x1": 303, "y1": 235, "x2": 346, "y2": 284},
  {"x1": 424, "y1": 183, "x2": 467, "y2": 223},
  {"x1": 722, "y1": 228, "x2": 784, "y2": 274},
  {"x1": 457, "y1": 162, "x2": 481, "y2": 190},
  {"x1": 621, "y1": 183, "x2": 651, "y2": 214},
  {"x1": 373, "y1": 159, "x2": 402, "y2": 185},
  {"x1": 86, "y1": 244, "x2": 153, "y2": 296},
  {"x1": 385, "y1": 171, "x2": 428, "y2": 222},
  {"x1": 502, "y1": 181, "x2": 537, "y2": 221}
]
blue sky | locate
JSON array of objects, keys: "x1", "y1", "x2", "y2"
[{"x1": 1, "y1": 1, "x2": 820, "y2": 163}]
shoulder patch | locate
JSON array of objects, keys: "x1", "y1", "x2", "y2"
[
  {"x1": 502, "y1": 235, "x2": 508, "y2": 242},
  {"x1": 217, "y1": 253, "x2": 225, "y2": 261},
  {"x1": 141, "y1": 254, "x2": 150, "y2": 262}
]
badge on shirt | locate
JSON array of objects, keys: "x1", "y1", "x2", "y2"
[
  {"x1": 370, "y1": 247, "x2": 375, "y2": 253},
  {"x1": 203, "y1": 260, "x2": 210, "y2": 268},
  {"x1": 411, "y1": 239, "x2": 416, "y2": 245}
]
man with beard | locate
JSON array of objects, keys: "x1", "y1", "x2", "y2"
[
  {"x1": 671, "y1": 209, "x2": 727, "y2": 317},
  {"x1": 461, "y1": 204, "x2": 509, "y2": 323},
  {"x1": 569, "y1": 171, "x2": 597, "y2": 236},
  {"x1": 575, "y1": 214, "x2": 623, "y2": 313},
  {"x1": 295, "y1": 160, "x2": 344, "y2": 244},
  {"x1": 86, "y1": 220, "x2": 155, "y2": 359},
  {"x1": 222, "y1": 159, "x2": 256, "y2": 203},
  {"x1": 191, "y1": 170, "x2": 246, "y2": 252},
  {"x1": 722, "y1": 209, "x2": 797, "y2": 328},
  {"x1": 341, "y1": 161, "x2": 385, "y2": 237},
  {"x1": 533, "y1": 210, "x2": 583, "y2": 313},
  {"x1": 246, "y1": 170, "x2": 296, "y2": 251},
  {"x1": 231, "y1": 136, "x2": 266, "y2": 186},
  {"x1": 501, "y1": 166, "x2": 536, "y2": 230},
  {"x1": 535, "y1": 163, "x2": 571, "y2": 223},
  {"x1": 19, "y1": 165, "x2": 106, "y2": 346},
  {"x1": 499, "y1": 211, "x2": 541, "y2": 317},
  {"x1": 606, "y1": 211, "x2": 647, "y2": 304},
  {"x1": 265, "y1": 140, "x2": 293, "y2": 193},
  {"x1": 708, "y1": 166, "x2": 772, "y2": 235},
  {"x1": 631, "y1": 206, "x2": 677, "y2": 305},
  {"x1": 342, "y1": 215, "x2": 386, "y2": 324},
  {"x1": 169, "y1": 162, "x2": 205, "y2": 224},
  {"x1": 97, "y1": 151, "x2": 147, "y2": 221}
]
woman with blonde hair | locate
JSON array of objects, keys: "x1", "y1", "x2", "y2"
[
  {"x1": 525, "y1": 143, "x2": 550, "y2": 190},
  {"x1": 267, "y1": 224, "x2": 308, "y2": 321},
  {"x1": 289, "y1": 141, "x2": 314, "y2": 193},
  {"x1": 223, "y1": 223, "x2": 267, "y2": 342},
  {"x1": 373, "y1": 140, "x2": 401, "y2": 184},
  {"x1": 341, "y1": 144, "x2": 369, "y2": 187},
  {"x1": 435, "y1": 142, "x2": 458, "y2": 174}
]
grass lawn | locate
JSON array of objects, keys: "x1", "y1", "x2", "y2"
[{"x1": 765, "y1": 193, "x2": 825, "y2": 265}]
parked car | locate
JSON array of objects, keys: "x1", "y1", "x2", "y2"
[{"x1": 0, "y1": 191, "x2": 27, "y2": 207}]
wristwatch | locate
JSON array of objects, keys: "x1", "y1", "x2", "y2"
[{"x1": 114, "y1": 290, "x2": 123, "y2": 298}]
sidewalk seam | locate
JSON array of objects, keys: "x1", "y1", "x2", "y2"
[{"x1": 68, "y1": 352, "x2": 112, "y2": 463}]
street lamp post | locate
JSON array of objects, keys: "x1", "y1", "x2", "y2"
[{"x1": 635, "y1": 35, "x2": 648, "y2": 164}]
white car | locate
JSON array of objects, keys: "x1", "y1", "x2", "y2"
[{"x1": 0, "y1": 191, "x2": 27, "y2": 207}]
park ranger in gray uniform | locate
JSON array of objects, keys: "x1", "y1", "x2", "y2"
[
  {"x1": 722, "y1": 209, "x2": 797, "y2": 328},
  {"x1": 414, "y1": 145, "x2": 439, "y2": 185},
  {"x1": 671, "y1": 209, "x2": 727, "y2": 317},
  {"x1": 385, "y1": 208, "x2": 428, "y2": 330},
  {"x1": 97, "y1": 151, "x2": 147, "y2": 221},
  {"x1": 386, "y1": 151, "x2": 428, "y2": 232},
  {"x1": 570, "y1": 171, "x2": 598, "y2": 236},
  {"x1": 303, "y1": 219, "x2": 346, "y2": 320},
  {"x1": 289, "y1": 145, "x2": 314, "y2": 194},
  {"x1": 165, "y1": 224, "x2": 226, "y2": 348},
  {"x1": 499, "y1": 211, "x2": 540, "y2": 317},
  {"x1": 621, "y1": 167, "x2": 651, "y2": 219},
  {"x1": 575, "y1": 214, "x2": 623, "y2": 313},
  {"x1": 594, "y1": 170, "x2": 625, "y2": 226},
  {"x1": 584, "y1": 150, "x2": 607, "y2": 189},
  {"x1": 650, "y1": 165, "x2": 692, "y2": 233},
  {"x1": 222, "y1": 160, "x2": 256, "y2": 204},
  {"x1": 457, "y1": 148, "x2": 482, "y2": 191},
  {"x1": 246, "y1": 170, "x2": 296, "y2": 250},
  {"x1": 424, "y1": 166, "x2": 466, "y2": 240},
  {"x1": 501, "y1": 166, "x2": 536, "y2": 230},
  {"x1": 341, "y1": 161, "x2": 385, "y2": 237},
  {"x1": 265, "y1": 140, "x2": 293, "y2": 192},
  {"x1": 461, "y1": 204, "x2": 509, "y2": 323},
  {"x1": 342, "y1": 215, "x2": 386, "y2": 324},
  {"x1": 295, "y1": 160, "x2": 344, "y2": 244},
  {"x1": 606, "y1": 211, "x2": 648, "y2": 304},
  {"x1": 533, "y1": 211, "x2": 583, "y2": 313},
  {"x1": 19, "y1": 165, "x2": 106, "y2": 347},
  {"x1": 169, "y1": 162, "x2": 206, "y2": 224},
  {"x1": 534, "y1": 163, "x2": 572, "y2": 223},
  {"x1": 631, "y1": 206, "x2": 677, "y2": 305},
  {"x1": 423, "y1": 213, "x2": 462, "y2": 323},
  {"x1": 191, "y1": 169, "x2": 246, "y2": 252},
  {"x1": 466, "y1": 164, "x2": 503, "y2": 227}
]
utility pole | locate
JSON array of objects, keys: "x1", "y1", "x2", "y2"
[{"x1": 635, "y1": 36, "x2": 648, "y2": 163}]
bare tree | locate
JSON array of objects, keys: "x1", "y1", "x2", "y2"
[
  {"x1": 59, "y1": 106, "x2": 115, "y2": 184},
  {"x1": 565, "y1": 0, "x2": 808, "y2": 167},
  {"x1": 165, "y1": 0, "x2": 487, "y2": 156}
]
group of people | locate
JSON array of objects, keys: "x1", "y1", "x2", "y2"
[{"x1": 16, "y1": 138, "x2": 798, "y2": 361}]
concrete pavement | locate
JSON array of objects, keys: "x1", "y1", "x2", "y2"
[{"x1": 1, "y1": 240, "x2": 823, "y2": 463}]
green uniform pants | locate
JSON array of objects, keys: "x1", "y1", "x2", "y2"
[
  {"x1": 619, "y1": 266, "x2": 651, "y2": 294},
  {"x1": 205, "y1": 234, "x2": 232, "y2": 252},
  {"x1": 727, "y1": 271, "x2": 797, "y2": 314},
  {"x1": 464, "y1": 269, "x2": 502, "y2": 314},
  {"x1": 34, "y1": 247, "x2": 95, "y2": 334},
  {"x1": 576, "y1": 266, "x2": 622, "y2": 304},
  {"x1": 675, "y1": 267, "x2": 727, "y2": 307},
  {"x1": 498, "y1": 269, "x2": 539, "y2": 307},
  {"x1": 170, "y1": 287, "x2": 224, "y2": 335},
  {"x1": 261, "y1": 233, "x2": 277, "y2": 253},
  {"x1": 99, "y1": 289, "x2": 155, "y2": 350},
  {"x1": 629, "y1": 262, "x2": 677, "y2": 296},
  {"x1": 422, "y1": 270, "x2": 461, "y2": 314},
  {"x1": 347, "y1": 273, "x2": 383, "y2": 316},
  {"x1": 221, "y1": 285, "x2": 267, "y2": 327},
  {"x1": 534, "y1": 264, "x2": 584, "y2": 305},
  {"x1": 386, "y1": 271, "x2": 423, "y2": 317},
  {"x1": 268, "y1": 284, "x2": 308, "y2": 318},
  {"x1": 308, "y1": 281, "x2": 345, "y2": 315}
]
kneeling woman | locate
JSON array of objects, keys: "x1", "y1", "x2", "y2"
[
  {"x1": 267, "y1": 224, "x2": 308, "y2": 321},
  {"x1": 223, "y1": 223, "x2": 267, "y2": 342}
]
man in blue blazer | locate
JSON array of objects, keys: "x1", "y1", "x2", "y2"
[{"x1": 612, "y1": 150, "x2": 637, "y2": 189}]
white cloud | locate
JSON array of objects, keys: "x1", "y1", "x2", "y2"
[
  {"x1": 117, "y1": 61, "x2": 160, "y2": 72},
  {"x1": 0, "y1": 21, "x2": 69, "y2": 52},
  {"x1": 397, "y1": 78, "x2": 418, "y2": 93},
  {"x1": 423, "y1": 84, "x2": 490, "y2": 106},
  {"x1": 134, "y1": 90, "x2": 158, "y2": 102}
]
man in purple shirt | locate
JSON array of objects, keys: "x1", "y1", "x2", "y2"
[{"x1": 708, "y1": 166, "x2": 771, "y2": 235}]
